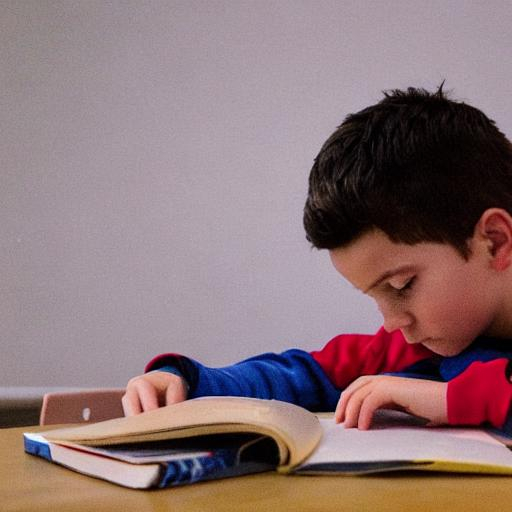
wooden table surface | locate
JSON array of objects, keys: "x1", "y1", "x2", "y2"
[{"x1": 3, "y1": 425, "x2": 512, "y2": 512}]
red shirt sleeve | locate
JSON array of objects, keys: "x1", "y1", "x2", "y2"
[
  {"x1": 145, "y1": 353, "x2": 184, "y2": 373},
  {"x1": 310, "y1": 326, "x2": 434, "y2": 389},
  {"x1": 447, "y1": 358, "x2": 512, "y2": 428}
]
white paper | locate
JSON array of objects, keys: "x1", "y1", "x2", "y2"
[{"x1": 300, "y1": 418, "x2": 512, "y2": 468}]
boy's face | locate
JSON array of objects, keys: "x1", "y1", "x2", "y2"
[{"x1": 329, "y1": 229, "x2": 502, "y2": 357}]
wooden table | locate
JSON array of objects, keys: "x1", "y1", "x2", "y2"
[{"x1": 3, "y1": 425, "x2": 511, "y2": 512}]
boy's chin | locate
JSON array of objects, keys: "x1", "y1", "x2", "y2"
[{"x1": 420, "y1": 338, "x2": 469, "y2": 357}]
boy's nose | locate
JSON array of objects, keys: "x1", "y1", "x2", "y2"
[{"x1": 381, "y1": 309, "x2": 414, "y2": 333}]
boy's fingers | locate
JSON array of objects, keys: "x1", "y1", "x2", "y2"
[
  {"x1": 335, "y1": 379, "x2": 361, "y2": 422},
  {"x1": 165, "y1": 377, "x2": 187, "y2": 405},
  {"x1": 335, "y1": 394, "x2": 347, "y2": 423},
  {"x1": 335, "y1": 390, "x2": 354, "y2": 423},
  {"x1": 122, "y1": 372, "x2": 185, "y2": 416},
  {"x1": 123, "y1": 376, "x2": 161, "y2": 415},
  {"x1": 342, "y1": 386, "x2": 371, "y2": 428},
  {"x1": 357, "y1": 392, "x2": 388, "y2": 430},
  {"x1": 336, "y1": 377, "x2": 373, "y2": 425},
  {"x1": 135, "y1": 379, "x2": 160, "y2": 412},
  {"x1": 121, "y1": 388, "x2": 142, "y2": 417}
]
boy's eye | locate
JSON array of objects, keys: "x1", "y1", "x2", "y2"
[{"x1": 389, "y1": 277, "x2": 415, "y2": 294}]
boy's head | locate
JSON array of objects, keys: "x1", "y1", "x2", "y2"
[
  {"x1": 304, "y1": 85, "x2": 512, "y2": 354},
  {"x1": 303, "y1": 84, "x2": 512, "y2": 257}
]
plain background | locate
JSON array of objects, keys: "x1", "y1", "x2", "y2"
[{"x1": 2, "y1": 0, "x2": 512, "y2": 387}]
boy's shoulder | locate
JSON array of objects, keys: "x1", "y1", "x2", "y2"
[{"x1": 310, "y1": 328, "x2": 433, "y2": 388}]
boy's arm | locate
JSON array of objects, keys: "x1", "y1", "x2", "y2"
[
  {"x1": 333, "y1": 341, "x2": 512, "y2": 433},
  {"x1": 124, "y1": 347, "x2": 344, "y2": 416},
  {"x1": 144, "y1": 349, "x2": 341, "y2": 411},
  {"x1": 447, "y1": 358, "x2": 512, "y2": 434},
  {"x1": 131, "y1": 327, "x2": 434, "y2": 415}
]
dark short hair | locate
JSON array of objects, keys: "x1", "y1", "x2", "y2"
[{"x1": 303, "y1": 84, "x2": 512, "y2": 256}]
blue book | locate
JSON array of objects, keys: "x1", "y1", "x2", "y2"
[{"x1": 24, "y1": 430, "x2": 276, "y2": 489}]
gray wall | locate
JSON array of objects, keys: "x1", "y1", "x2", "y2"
[{"x1": 3, "y1": 0, "x2": 512, "y2": 386}]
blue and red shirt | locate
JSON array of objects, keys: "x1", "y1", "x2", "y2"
[{"x1": 145, "y1": 327, "x2": 512, "y2": 434}]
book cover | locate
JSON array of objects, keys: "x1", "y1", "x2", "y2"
[{"x1": 24, "y1": 429, "x2": 276, "y2": 488}]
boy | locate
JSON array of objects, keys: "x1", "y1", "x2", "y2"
[{"x1": 122, "y1": 85, "x2": 512, "y2": 434}]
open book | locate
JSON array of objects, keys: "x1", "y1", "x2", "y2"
[{"x1": 24, "y1": 396, "x2": 512, "y2": 489}]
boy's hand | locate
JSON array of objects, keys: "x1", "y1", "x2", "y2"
[
  {"x1": 122, "y1": 371, "x2": 188, "y2": 416},
  {"x1": 335, "y1": 376, "x2": 448, "y2": 429}
]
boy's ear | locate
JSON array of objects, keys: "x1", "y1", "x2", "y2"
[{"x1": 474, "y1": 208, "x2": 512, "y2": 271}]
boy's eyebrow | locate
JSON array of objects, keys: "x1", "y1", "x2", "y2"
[{"x1": 364, "y1": 265, "x2": 417, "y2": 293}]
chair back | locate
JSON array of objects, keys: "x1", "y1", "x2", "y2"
[{"x1": 39, "y1": 388, "x2": 125, "y2": 425}]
